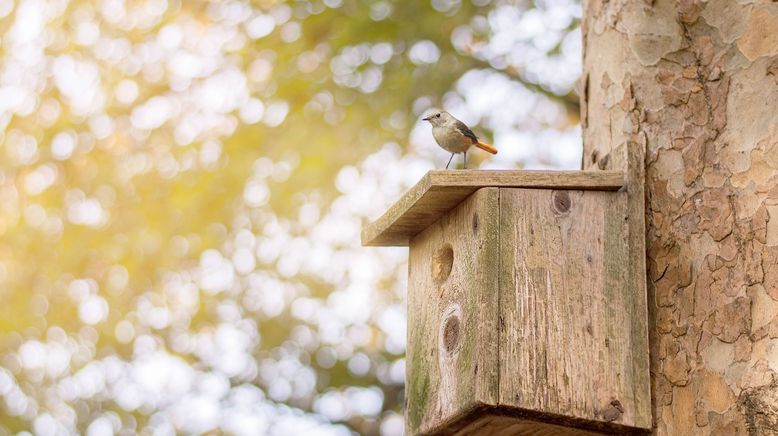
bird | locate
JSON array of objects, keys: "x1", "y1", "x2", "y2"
[{"x1": 422, "y1": 111, "x2": 497, "y2": 169}]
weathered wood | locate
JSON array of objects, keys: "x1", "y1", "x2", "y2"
[
  {"x1": 419, "y1": 404, "x2": 646, "y2": 435},
  {"x1": 369, "y1": 164, "x2": 649, "y2": 434},
  {"x1": 498, "y1": 188, "x2": 650, "y2": 430},
  {"x1": 406, "y1": 188, "x2": 500, "y2": 435},
  {"x1": 362, "y1": 170, "x2": 625, "y2": 247},
  {"x1": 624, "y1": 141, "x2": 650, "y2": 427}
]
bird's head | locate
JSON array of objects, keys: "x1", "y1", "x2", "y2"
[{"x1": 422, "y1": 110, "x2": 452, "y2": 127}]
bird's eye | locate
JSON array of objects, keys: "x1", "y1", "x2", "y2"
[{"x1": 436, "y1": 113, "x2": 440, "y2": 118}]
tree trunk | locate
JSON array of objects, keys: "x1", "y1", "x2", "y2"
[{"x1": 581, "y1": 1, "x2": 778, "y2": 434}]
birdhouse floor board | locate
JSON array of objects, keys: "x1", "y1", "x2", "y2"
[
  {"x1": 416, "y1": 404, "x2": 649, "y2": 436},
  {"x1": 361, "y1": 170, "x2": 625, "y2": 247}
]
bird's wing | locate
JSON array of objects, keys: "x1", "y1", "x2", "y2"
[{"x1": 454, "y1": 120, "x2": 479, "y2": 144}]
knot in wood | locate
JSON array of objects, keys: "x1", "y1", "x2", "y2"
[
  {"x1": 603, "y1": 399, "x2": 624, "y2": 422},
  {"x1": 432, "y1": 244, "x2": 454, "y2": 284},
  {"x1": 553, "y1": 191, "x2": 571, "y2": 214},
  {"x1": 443, "y1": 316, "x2": 460, "y2": 354}
]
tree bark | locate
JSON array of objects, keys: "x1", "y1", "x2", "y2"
[{"x1": 582, "y1": 1, "x2": 778, "y2": 434}]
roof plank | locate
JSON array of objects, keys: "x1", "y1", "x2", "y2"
[{"x1": 361, "y1": 169, "x2": 625, "y2": 246}]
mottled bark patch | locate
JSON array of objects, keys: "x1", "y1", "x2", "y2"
[
  {"x1": 740, "y1": 381, "x2": 778, "y2": 435},
  {"x1": 737, "y1": 8, "x2": 778, "y2": 61}
]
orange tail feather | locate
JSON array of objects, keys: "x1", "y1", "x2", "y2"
[{"x1": 475, "y1": 141, "x2": 497, "y2": 155}]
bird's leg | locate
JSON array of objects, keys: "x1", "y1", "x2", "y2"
[
  {"x1": 445, "y1": 153, "x2": 455, "y2": 169},
  {"x1": 463, "y1": 151, "x2": 467, "y2": 169}
]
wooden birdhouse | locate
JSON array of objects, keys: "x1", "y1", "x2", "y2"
[{"x1": 362, "y1": 145, "x2": 650, "y2": 435}]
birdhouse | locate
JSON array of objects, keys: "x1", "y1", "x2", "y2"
[{"x1": 362, "y1": 145, "x2": 650, "y2": 435}]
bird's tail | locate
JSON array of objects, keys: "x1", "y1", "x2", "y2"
[{"x1": 475, "y1": 141, "x2": 497, "y2": 155}]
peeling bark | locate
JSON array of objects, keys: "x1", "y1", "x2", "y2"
[{"x1": 582, "y1": 0, "x2": 778, "y2": 434}]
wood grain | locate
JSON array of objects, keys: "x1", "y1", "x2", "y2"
[
  {"x1": 362, "y1": 170, "x2": 625, "y2": 247},
  {"x1": 406, "y1": 188, "x2": 500, "y2": 435},
  {"x1": 498, "y1": 188, "x2": 650, "y2": 429},
  {"x1": 624, "y1": 140, "x2": 650, "y2": 429},
  {"x1": 420, "y1": 404, "x2": 646, "y2": 435}
]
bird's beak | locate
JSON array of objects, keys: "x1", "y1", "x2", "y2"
[{"x1": 422, "y1": 116, "x2": 431, "y2": 121}]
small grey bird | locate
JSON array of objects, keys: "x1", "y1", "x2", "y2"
[{"x1": 423, "y1": 111, "x2": 497, "y2": 169}]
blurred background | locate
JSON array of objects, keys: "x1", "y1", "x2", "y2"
[{"x1": 0, "y1": 0, "x2": 582, "y2": 434}]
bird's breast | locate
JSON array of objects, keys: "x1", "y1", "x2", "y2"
[{"x1": 432, "y1": 126, "x2": 472, "y2": 153}]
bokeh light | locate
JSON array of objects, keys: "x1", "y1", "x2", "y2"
[{"x1": 0, "y1": 0, "x2": 582, "y2": 434}]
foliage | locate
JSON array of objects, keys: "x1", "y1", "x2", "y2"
[{"x1": 0, "y1": 0, "x2": 580, "y2": 434}]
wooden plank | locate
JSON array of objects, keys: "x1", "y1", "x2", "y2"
[
  {"x1": 362, "y1": 170, "x2": 625, "y2": 247},
  {"x1": 624, "y1": 140, "x2": 651, "y2": 429},
  {"x1": 449, "y1": 415, "x2": 602, "y2": 436},
  {"x1": 424, "y1": 170, "x2": 625, "y2": 189},
  {"x1": 414, "y1": 403, "x2": 648, "y2": 435},
  {"x1": 497, "y1": 187, "x2": 650, "y2": 429},
  {"x1": 406, "y1": 188, "x2": 500, "y2": 435},
  {"x1": 449, "y1": 415, "x2": 608, "y2": 436}
]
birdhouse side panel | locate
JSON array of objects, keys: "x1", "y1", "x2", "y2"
[{"x1": 406, "y1": 187, "x2": 500, "y2": 435}]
